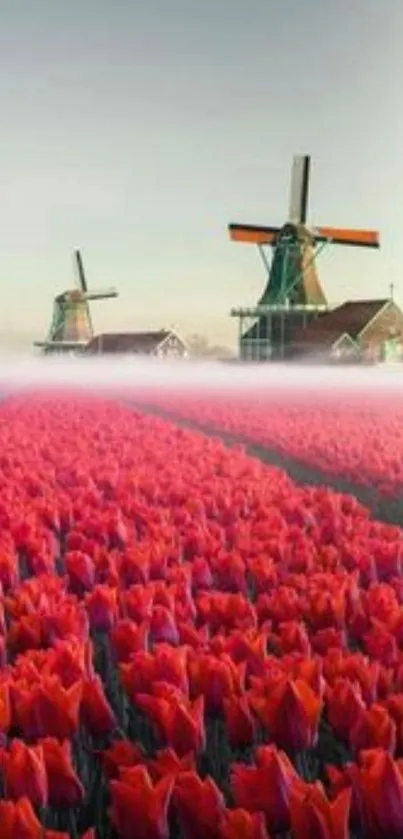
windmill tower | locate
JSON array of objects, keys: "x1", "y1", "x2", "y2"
[
  {"x1": 35, "y1": 250, "x2": 118, "y2": 354},
  {"x1": 229, "y1": 155, "x2": 380, "y2": 360}
]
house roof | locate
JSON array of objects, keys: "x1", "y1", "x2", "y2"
[
  {"x1": 84, "y1": 330, "x2": 174, "y2": 354},
  {"x1": 291, "y1": 299, "x2": 391, "y2": 349}
]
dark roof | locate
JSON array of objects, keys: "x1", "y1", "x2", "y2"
[
  {"x1": 84, "y1": 330, "x2": 173, "y2": 354},
  {"x1": 292, "y1": 300, "x2": 391, "y2": 349}
]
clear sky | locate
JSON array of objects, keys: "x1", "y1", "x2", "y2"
[{"x1": 0, "y1": 0, "x2": 401, "y2": 349}]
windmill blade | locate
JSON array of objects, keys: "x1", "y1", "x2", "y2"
[
  {"x1": 313, "y1": 227, "x2": 380, "y2": 248},
  {"x1": 34, "y1": 340, "x2": 88, "y2": 349},
  {"x1": 84, "y1": 288, "x2": 118, "y2": 301},
  {"x1": 228, "y1": 224, "x2": 281, "y2": 245},
  {"x1": 288, "y1": 155, "x2": 310, "y2": 224},
  {"x1": 75, "y1": 250, "x2": 88, "y2": 292}
]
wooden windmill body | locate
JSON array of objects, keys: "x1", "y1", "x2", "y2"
[
  {"x1": 229, "y1": 156, "x2": 380, "y2": 360},
  {"x1": 35, "y1": 251, "x2": 118, "y2": 354}
]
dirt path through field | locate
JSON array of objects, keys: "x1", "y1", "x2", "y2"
[{"x1": 130, "y1": 400, "x2": 403, "y2": 529}]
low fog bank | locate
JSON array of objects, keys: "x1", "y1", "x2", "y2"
[{"x1": 0, "y1": 353, "x2": 401, "y2": 399}]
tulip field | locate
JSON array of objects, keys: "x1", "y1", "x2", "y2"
[
  {"x1": 136, "y1": 388, "x2": 403, "y2": 498},
  {"x1": 2, "y1": 391, "x2": 403, "y2": 838}
]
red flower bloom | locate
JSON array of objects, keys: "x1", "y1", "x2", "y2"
[
  {"x1": 326, "y1": 678, "x2": 366, "y2": 742},
  {"x1": 249, "y1": 677, "x2": 322, "y2": 752},
  {"x1": 12, "y1": 678, "x2": 83, "y2": 739},
  {"x1": 111, "y1": 619, "x2": 149, "y2": 663},
  {"x1": 40, "y1": 738, "x2": 84, "y2": 808},
  {"x1": 0, "y1": 797, "x2": 55, "y2": 839},
  {"x1": 147, "y1": 748, "x2": 196, "y2": 781},
  {"x1": 0, "y1": 739, "x2": 48, "y2": 807},
  {"x1": 290, "y1": 782, "x2": 351, "y2": 839},
  {"x1": 110, "y1": 764, "x2": 173, "y2": 839},
  {"x1": 120, "y1": 645, "x2": 189, "y2": 700},
  {"x1": 121, "y1": 585, "x2": 154, "y2": 622},
  {"x1": 350, "y1": 705, "x2": 396, "y2": 756},
  {"x1": 97, "y1": 739, "x2": 144, "y2": 779},
  {"x1": 7, "y1": 615, "x2": 43, "y2": 655},
  {"x1": 223, "y1": 695, "x2": 256, "y2": 749},
  {"x1": 0, "y1": 680, "x2": 11, "y2": 733},
  {"x1": 174, "y1": 771, "x2": 225, "y2": 839},
  {"x1": 135, "y1": 689, "x2": 205, "y2": 756},
  {"x1": 85, "y1": 584, "x2": 118, "y2": 631},
  {"x1": 188, "y1": 652, "x2": 245, "y2": 714},
  {"x1": 230, "y1": 745, "x2": 298, "y2": 833},
  {"x1": 149, "y1": 605, "x2": 179, "y2": 645},
  {"x1": 355, "y1": 749, "x2": 403, "y2": 837},
  {"x1": 326, "y1": 761, "x2": 366, "y2": 831},
  {"x1": 214, "y1": 630, "x2": 267, "y2": 678},
  {"x1": 81, "y1": 675, "x2": 117, "y2": 737},
  {"x1": 275, "y1": 621, "x2": 311, "y2": 656},
  {"x1": 65, "y1": 550, "x2": 95, "y2": 593},
  {"x1": 220, "y1": 809, "x2": 271, "y2": 839}
]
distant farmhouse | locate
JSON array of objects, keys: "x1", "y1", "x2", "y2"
[
  {"x1": 84, "y1": 329, "x2": 188, "y2": 358},
  {"x1": 288, "y1": 299, "x2": 403, "y2": 363}
]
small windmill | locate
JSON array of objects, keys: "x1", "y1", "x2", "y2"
[
  {"x1": 229, "y1": 155, "x2": 380, "y2": 359},
  {"x1": 35, "y1": 250, "x2": 118, "y2": 354}
]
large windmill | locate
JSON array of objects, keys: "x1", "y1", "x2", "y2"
[
  {"x1": 229, "y1": 155, "x2": 380, "y2": 360},
  {"x1": 35, "y1": 250, "x2": 118, "y2": 354}
]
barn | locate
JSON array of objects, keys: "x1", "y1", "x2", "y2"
[
  {"x1": 289, "y1": 299, "x2": 403, "y2": 363},
  {"x1": 84, "y1": 329, "x2": 188, "y2": 358}
]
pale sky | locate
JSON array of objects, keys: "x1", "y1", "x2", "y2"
[{"x1": 0, "y1": 0, "x2": 401, "y2": 349}]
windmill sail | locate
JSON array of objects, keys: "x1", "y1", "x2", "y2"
[
  {"x1": 288, "y1": 155, "x2": 310, "y2": 224},
  {"x1": 75, "y1": 250, "x2": 88, "y2": 292}
]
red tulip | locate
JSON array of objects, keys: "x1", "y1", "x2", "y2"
[
  {"x1": 65, "y1": 550, "x2": 95, "y2": 592},
  {"x1": 147, "y1": 748, "x2": 196, "y2": 781},
  {"x1": 383, "y1": 694, "x2": 403, "y2": 751},
  {"x1": 326, "y1": 761, "x2": 366, "y2": 831},
  {"x1": 7, "y1": 615, "x2": 43, "y2": 654},
  {"x1": 341, "y1": 653, "x2": 380, "y2": 705},
  {"x1": 96, "y1": 739, "x2": 144, "y2": 779},
  {"x1": 220, "y1": 809, "x2": 270, "y2": 839},
  {"x1": 149, "y1": 605, "x2": 179, "y2": 645},
  {"x1": 0, "y1": 796, "x2": 66, "y2": 839},
  {"x1": 249, "y1": 677, "x2": 322, "y2": 752},
  {"x1": 135, "y1": 690, "x2": 205, "y2": 756},
  {"x1": 326, "y1": 678, "x2": 366, "y2": 742},
  {"x1": 85, "y1": 584, "x2": 118, "y2": 631},
  {"x1": 188, "y1": 652, "x2": 245, "y2": 714},
  {"x1": 290, "y1": 782, "x2": 351, "y2": 839},
  {"x1": 189, "y1": 556, "x2": 214, "y2": 590},
  {"x1": 120, "y1": 645, "x2": 189, "y2": 700},
  {"x1": 275, "y1": 620, "x2": 311, "y2": 656},
  {"x1": 40, "y1": 738, "x2": 84, "y2": 808},
  {"x1": 111, "y1": 619, "x2": 149, "y2": 662},
  {"x1": 311, "y1": 627, "x2": 346, "y2": 654},
  {"x1": 357, "y1": 749, "x2": 403, "y2": 837},
  {"x1": 110, "y1": 764, "x2": 173, "y2": 839},
  {"x1": 223, "y1": 694, "x2": 256, "y2": 749},
  {"x1": 121, "y1": 584, "x2": 154, "y2": 622},
  {"x1": 0, "y1": 739, "x2": 48, "y2": 807},
  {"x1": 0, "y1": 681, "x2": 11, "y2": 732},
  {"x1": 214, "y1": 629, "x2": 267, "y2": 678},
  {"x1": 230, "y1": 745, "x2": 298, "y2": 833},
  {"x1": 81, "y1": 675, "x2": 117, "y2": 737},
  {"x1": 12, "y1": 678, "x2": 82, "y2": 739},
  {"x1": 119, "y1": 548, "x2": 149, "y2": 586},
  {"x1": 174, "y1": 771, "x2": 225, "y2": 839},
  {"x1": 350, "y1": 705, "x2": 396, "y2": 755},
  {"x1": 363, "y1": 623, "x2": 398, "y2": 666},
  {"x1": 42, "y1": 603, "x2": 89, "y2": 645}
]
